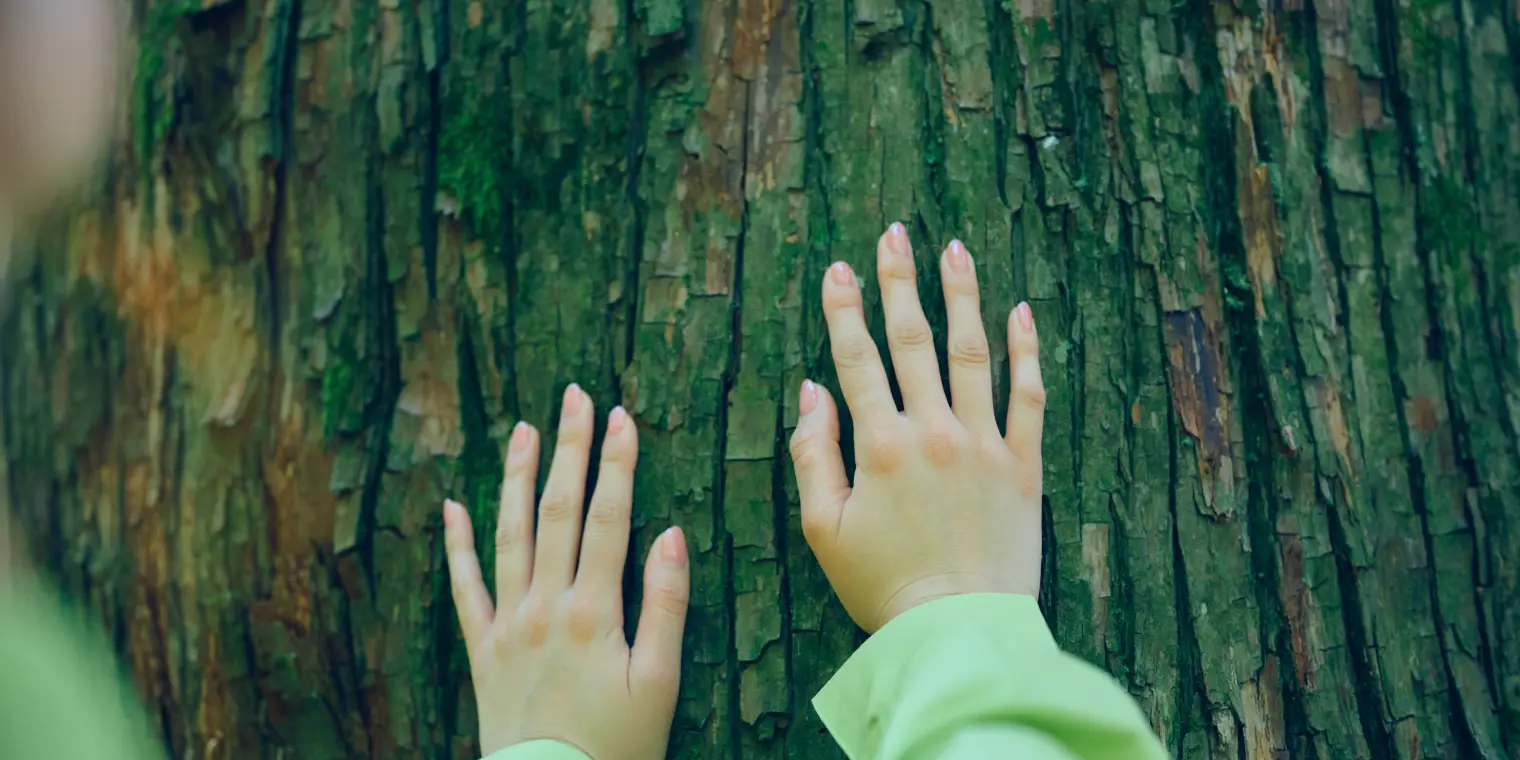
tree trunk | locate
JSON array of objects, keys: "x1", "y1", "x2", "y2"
[{"x1": 3, "y1": 0, "x2": 1519, "y2": 758}]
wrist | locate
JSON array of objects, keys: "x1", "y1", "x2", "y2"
[{"x1": 872, "y1": 571, "x2": 1036, "y2": 632}]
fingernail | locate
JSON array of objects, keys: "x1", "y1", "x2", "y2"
[
  {"x1": 1017, "y1": 302, "x2": 1034, "y2": 332},
  {"x1": 887, "y1": 222, "x2": 909, "y2": 257},
  {"x1": 509, "y1": 421, "x2": 530, "y2": 452},
  {"x1": 799, "y1": 379, "x2": 818, "y2": 415},
  {"x1": 443, "y1": 499, "x2": 461, "y2": 527},
  {"x1": 829, "y1": 261, "x2": 855, "y2": 286},
  {"x1": 661, "y1": 526, "x2": 688, "y2": 565},
  {"x1": 564, "y1": 383, "x2": 583, "y2": 414},
  {"x1": 947, "y1": 240, "x2": 969, "y2": 272},
  {"x1": 608, "y1": 406, "x2": 628, "y2": 434}
]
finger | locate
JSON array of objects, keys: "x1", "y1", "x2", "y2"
[
  {"x1": 531, "y1": 383, "x2": 595, "y2": 593},
  {"x1": 444, "y1": 499, "x2": 494, "y2": 648},
  {"x1": 941, "y1": 240, "x2": 997, "y2": 436},
  {"x1": 876, "y1": 223, "x2": 949, "y2": 416},
  {"x1": 574, "y1": 406, "x2": 638, "y2": 597},
  {"x1": 631, "y1": 527, "x2": 690, "y2": 693},
  {"x1": 823, "y1": 260, "x2": 897, "y2": 424},
  {"x1": 1004, "y1": 302, "x2": 1047, "y2": 468},
  {"x1": 494, "y1": 421, "x2": 540, "y2": 611},
  {"x1": 789, "y1": 380, "x2": 850, "y2": 548}
]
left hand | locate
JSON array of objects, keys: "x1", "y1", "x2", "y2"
[{"x1": 444, "y1": 384, "x2": 690, "y2": 759}]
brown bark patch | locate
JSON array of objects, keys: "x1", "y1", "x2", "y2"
[
  {"x1": 1082, "y1": 521, "x2": 1111, "y2": 641},
  {"x1": 1323, "y1": 58, "x2": 1362, "y2": 137},
  {"x1": 1276, "y1": 521, "x2": 1317, "y2": 689},
  {"x1": 196, "y1": 628, "x2": 232, "y2": 760},
  {"x1": 1241, "y1": 655, "x2": 1288, "y2": 759},
  {"x1": 1164, "y1": 308, "x2": 1232, "y2": 507},
  {"x1": 1016, "y1": 0, "x2": 1055, "y2": 21},
  {"x1": 1406, "y1": 395, "x2": 1440, "y2": 432},
  {"x1": 1240, "y1": 163, "x2": 1282, "y2": 319}
]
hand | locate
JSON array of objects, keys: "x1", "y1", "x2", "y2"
[
  {"x1": 789, "y1": 224, "x2": 1046, "y2": 633},
  {"x1": 444, "y1": 385, "x2": 690, "y2": 759}
]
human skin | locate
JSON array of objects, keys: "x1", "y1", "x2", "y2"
[
  {"x1": 789, "y1": 223, "x2": 1046, "y2": 633},
  {"x1": 0, "y1": 0, "x2": 116, "y2": 213},
  {"x1": 443, "y1": 387, "x2": 691, "y2": 759},
  {"x1": 446, "y1": 225, "x2": 1045, "y2": 756}
]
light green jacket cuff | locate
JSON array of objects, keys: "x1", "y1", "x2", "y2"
[
  {"x1": 812, "y1": 594, "x2": 1169, "y2": 760},
  {"x1": 484, "y1": 739, "x2": 591, "y2": 760}
]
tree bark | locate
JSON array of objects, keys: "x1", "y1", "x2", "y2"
[{"x1": 3, "y1": 0, "x2": 1519, "y2": 758}]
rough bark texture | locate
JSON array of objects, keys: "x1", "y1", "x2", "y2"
[{"x1": 3, "y1": 0, "x2": 1519, "y2": 758}]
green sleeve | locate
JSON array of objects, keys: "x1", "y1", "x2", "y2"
[
  {"x1": 483, "y1": 739, "x2": 592, "y2": 760},
  {"x1": 812, "y1": 594, "x2": 1169, "y2": 760},
  {"x1": 0, "y1": 578, "x2": 163, "y2": 760}
]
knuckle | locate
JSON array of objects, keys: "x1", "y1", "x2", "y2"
[
  {"x1": 515, "y1": 593, "x2": 555, "y2": 648},
  {"x1": 948, "y1": 335, "x2": 991, "y2": 367},
  {"x1": 538, "y1": 493, "x2": 580, "y2": 522},
  {"x1": 881, "y1": 257, "x2": 917, "y2": 281},
  {"x1": 831, "y1": 333, "x2": 876, "y2": 370},
  {"x1": 890, "y1": 322, "x2": 935, "y2": 351},
  {"x1": 494, "y1": 517, "x2": 531, "y2": 553},
  {"x1": 557, "y1": 422, "x2": 592, "y2": 448},
  {"x1": 566, "y1": 592, "x2": 605, "y2": 643},
  {"x1": 862, "y1": 428, "x2": 905, "y2": 469},
  {"x1": 1016, "y1": 380, "x2": 1048, "y2": 409},
  {"x1": 972, "y1": 437, "x2": 1009, "y2": 469},
  {"x1": 792, "y1": 448, "x2": 833, "y2": 479},
  {"x1": 788, "y1": 428, "x2": 825, "y2": 466},
  {"x1": 651, "y1": 584, "x2": 690, "y2": 618},
  {"x1": 822, "y1": 280, "x2": 862, "y2": 309},
  {"x1": 942, "y1": 271, "x2": 980, "y2": 294},
  {"x1": 585, "y1": 495, "x2": 627, "y2": 529},
  {"x1": 918, "y1": 424, "x2": 964, "y2": 468},
  {"x1": 1011, "y1": 329, "x2": 1042, "y2": 356},
  {"x1": 600, "y1": 437, "x2": 637, "y2": 467},
  {"x1": 505, "y1": 449, "x2": 537, "y2": 478}
]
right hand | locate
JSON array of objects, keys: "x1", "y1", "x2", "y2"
[{"x1": 789, "y1": 223, "x2": 1047, "y2": 633}]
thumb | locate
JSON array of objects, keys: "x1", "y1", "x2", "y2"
[
  {"x1": 789, "y1": 380, "x2": 849, "y2": 548},
  {"x1": 632, "y1": 526, "x2": 690, "y2": 691}
]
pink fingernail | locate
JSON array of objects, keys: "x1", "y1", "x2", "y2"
[
  {"x1": 608, "y1": 406, "x2": 628, "y2": 434},
  {"x1": 661, "y1": 526, "x2": 688, "y2": 564},
  {"x1": 887, "y1": 223, "x2": 910, "y2": 257},
  {"x1": 443, "y1": 499, "x2": 461, "y2": 527},
  {"x1": 564, "y1": 383, "x2": 583, "y2": 414},
  {"x1": 1017, "y1": 302, "x2": 1034, "y2": 332},
  {"x1": 829, "y1": 262, "x2": 855, "y2": 286},
  {"x1": 509, "y1": 421, "x2": 530, "y2": 452},
  {"x1": 799, "y1": 379, "x2": 818, "y2": 415},
  {"x1": 947, "y1": 240, "x2": 969, "y2": 272}
]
